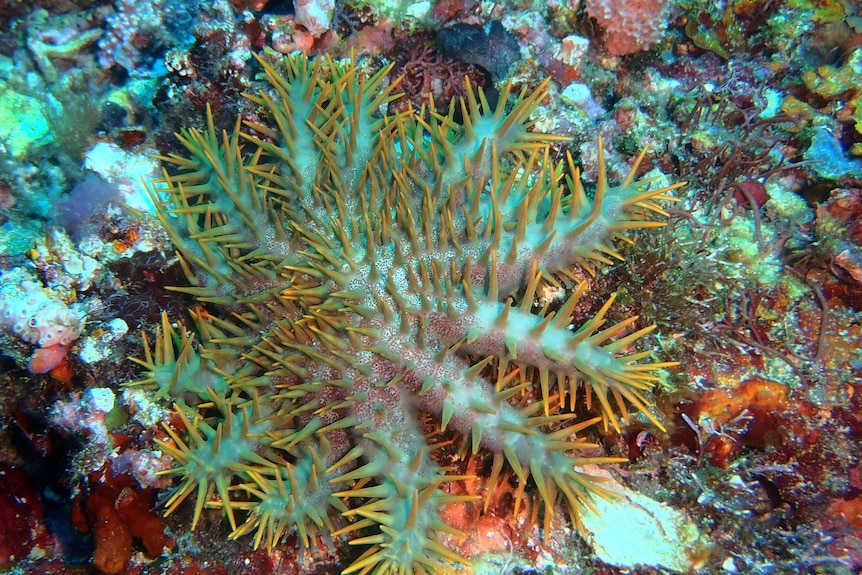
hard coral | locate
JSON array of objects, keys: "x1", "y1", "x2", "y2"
[
  {"x1": 130, "y1": 53, "x2": 681, "y2": 573},
  {"x1": 586, "y1": 0, "x2": 671, "y2": 57}
]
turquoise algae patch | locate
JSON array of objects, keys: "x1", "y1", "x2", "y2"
[{"x1": 0, "y1": 79, "x2": 53, "y2": 158}]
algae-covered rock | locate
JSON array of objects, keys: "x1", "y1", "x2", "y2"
[
  {"x1": 580, "y1": 467, "x2": 705, "y2": 573},
  {"x1": 0, "y1": 79, "x2": 52, "y2": 158}
]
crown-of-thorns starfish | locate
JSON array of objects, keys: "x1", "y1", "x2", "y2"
[{"x1": 129, "y1": 52, "x2": 683, "y2": 574}]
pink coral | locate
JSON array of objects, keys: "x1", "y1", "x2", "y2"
[
  {"x1": 294, "y1": 0, "x2": 334, "y2": 37},
  {"x1": 585, "y1": 0, "x2": 670, "y2": 56},
  {"x1": 97, "y1": 0, "x2": 165, "y2": 71}
]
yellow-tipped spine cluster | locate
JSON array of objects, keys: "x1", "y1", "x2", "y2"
[{"x1": 129, "y1": 51, "x2": 681, "y2": 574}]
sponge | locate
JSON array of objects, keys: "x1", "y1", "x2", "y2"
[{"x1": 0, "y1": 269, "x2": 85, "y2": 348}]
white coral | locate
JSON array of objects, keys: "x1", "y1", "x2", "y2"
[{"x1": 294, "y1": 0, "x2": 334, "y2": 37}]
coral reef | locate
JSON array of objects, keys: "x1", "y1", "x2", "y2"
[
  {"x1": 129, "y1": 52, "x2": 680, "y2": 573},
  {"x1": 25, "y1": 9, "x2": 102, "y2": 83},
  {"x1": 2, "y1": 0, "x2": 862, "y2": 574},
  {"x1": 71, "y1": 464, "x2": 175, "y2": 575}
]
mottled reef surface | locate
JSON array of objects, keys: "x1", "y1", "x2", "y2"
[{"x1": 0, "y1": 1, "x2": 861, "y2": 574}]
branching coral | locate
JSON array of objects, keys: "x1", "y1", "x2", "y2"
[{"x1": 129, "y1": 52, "x2": 681, "y2": 573}]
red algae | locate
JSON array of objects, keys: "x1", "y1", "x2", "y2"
[
  {"x1": 73, "y1": 465, "x2": 175, "y2": 574},
  {"x1": 0, "y1": 464, "x2": 52, "y2": 566}
]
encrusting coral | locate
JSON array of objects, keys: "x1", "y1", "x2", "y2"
[{"x1": 129, "y1": 52, "x2": 682, "y2": 574}]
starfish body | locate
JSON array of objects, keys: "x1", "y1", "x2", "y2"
[{"x1": 130, "y1": 53, "x2": 682, "y2": 574}]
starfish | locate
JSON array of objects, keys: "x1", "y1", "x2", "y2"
[{"x1": 130, "y1": 52, "x2": 682, "y2": 574}]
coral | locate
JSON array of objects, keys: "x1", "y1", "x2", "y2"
[
  {"x1": 804, "y1": 126, "x2": 862, "y2": 180},
  {"x1": 585, "y1": 0, "x2": 671, "y2": 57},
  {"x1": 390, "y1": 33, "x2": 487, "y2": 113},
  {"x1": 802, "y1": 48, "x2": 862, "y2": 139},
  {"x1": 53, "y1": 387, "x2": 118, "y2": 449},
  {"x1": 153, "y1": 2, "x2": 255, "y2": 151},
  {"x1": 680, "y1": 0, "x2": 806, "y2": 60},
  {"x1": 578, "y1": 466, "x2": 703, "y2": 571},
  {"x1": 0, "y1": 268, "x2": 86, "y2": 350},
  {"x1": 263, "y1": 15, "x2": 316, "y2": 55},
  {"x1": 128, "y1": 53, "x2": 681, "y2": 573},
  {"x1": 0, "y1": 225, "x2": 127, "y2": 374},
  {"x1": 25, "y1": 9, "x2": 103, "y2": 83},
  {"x1": 30, "y1": 229, "x2": 102, "y2": 292},
  {"x1": 77, "y1": 318, "x2": 130, "y2": 364},
  {"x1": 0, "y1": 78, "x2": 53, "y2": 159},
  {"x1": 815, "y1": 186, "x2": 862, "y2": 288},
  {"x1": 553, "y1": 35, "x2": 590, "y2": 70},
  {"x1": 294, "y1": 0, "x2": 335, "y2": 38},
  {"x1": 821, "y1": 497, "x2": 862, "y2": 567},
  {"x1": 788, "y1": 0, "x2": 847, "y2": 22},
  {"x1": 82, "y1": 142, "x2": 161, "y2": 214}
]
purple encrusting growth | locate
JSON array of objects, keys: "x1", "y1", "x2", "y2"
[
  {"x1": 129, "y1": 52, "x2": 681, "y2": 574},
  {"x1": 52, "y1": 177, "x2": 121, "y2": 240}
]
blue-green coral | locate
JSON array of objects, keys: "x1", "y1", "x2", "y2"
[{"x1": 129, "y1": 52, "x2": 681, "y2": 574}]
